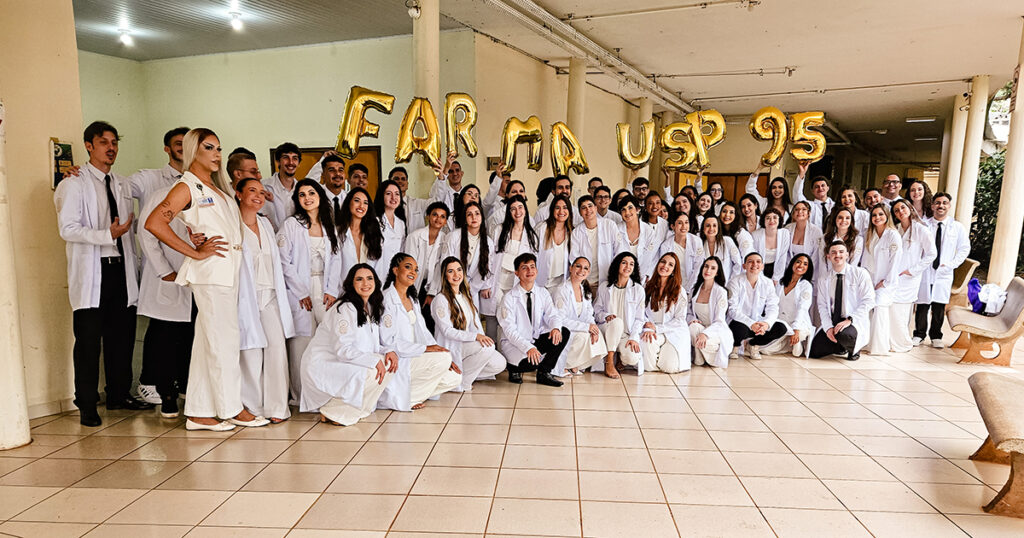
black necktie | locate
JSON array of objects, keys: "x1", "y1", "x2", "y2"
[
  {"x1": 526, "y1": 291, "x2": 533, "y2": 324},
  {"x1": 832, "y1": 273, "x2": 844, "y2": 326},
  {"x1": 104, "y1": 174, "x2": 124, "y2": 256},
  {"x1": 819, "y1": 202, "x2": 826, "y2": 229},
  {"x1": 333, "y1": 196, "x2": 341, "y2": 223},
  {"x1": 933, "y1": 222, "x2": 943, "y2": 270}
]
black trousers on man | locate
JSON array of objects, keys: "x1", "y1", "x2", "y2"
[
  {"x1": 809, "y1": 325, "x2": 858, "y2": 359},
  {"x1": 913, "y1": 302, "x2": 946, "y2": 341},
  {"x1": 729, "y1": 320, "x2": 788, "y2": 347},
  {"x1": 142, "y1": 308, "x2": 196, "y2": 401},
  {"x1": 71, "y1": 259, "x2": 136, "y2": 410},
  {"x1": 508, "y1": 327, "x2": 570, "y2": 374}
]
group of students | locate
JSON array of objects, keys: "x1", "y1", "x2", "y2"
[{"x1": 55, "y1": 121, "x2": 971, "y2": 430}]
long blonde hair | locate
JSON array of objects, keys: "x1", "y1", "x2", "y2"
[
  {"x1": 182, "y1": 128, "x2": 232, "y2": 194},
  {"x1": 865, "y1": 203, "x2": 896, "y2": 252}
]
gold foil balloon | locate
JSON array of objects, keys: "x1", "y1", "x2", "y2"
[
  {"x1": 444, "y1": 92, "x2": 478, "y2": 158},
  {"x1": 616, "y1": 121, "x2": 655, "y2": 170},
  {"x1": 685, "y1": 109, "x2": 726, "y2": 167},
  {"x1": 395, "y1": 97, "x2": 442, "y2": 169},
  {"x1": 335, "y1": 86, "x2": 396, "y2": 159},
  {"x1": 500, "y1": 116, "x2": 544, "y2": 172},
  {"x1": 748, "y1": 106, "x2": 788, "y2": 166},
  {"x1": 550, "y1": 122, "x2": 590, "y2": 176},
  {"x1": 659, "y1": 122, "x2": 697, "y2": 171},
  {"x1": 789, "y1": 111, "x2": 827, "y2": 162}
]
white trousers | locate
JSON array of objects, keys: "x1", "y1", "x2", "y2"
[
  {"x1": 409, "y1": 351, "x2": 463, "y2": 405},
  {"x1": 458, "y1": 341, "x2": 506, "y2": 391},
  {"x1": 286, "y1": 274, "x2": 326, "y2": 404},
  {"x1": 185, "y1": 283, "x2": 243, "y2": 419},
  {"x1": 565, "y1": 330, "x2": 609, "y2": 371},
  {"x1": 321, "y1": 366, "x2": 394, "y2": 426},
  {"x1": 866, "y1": 305, "x2": 891, "y2": 355},
  {"x1": 240, "y1": 290, "x2": 290, "y2": 420},
  {"x1": 641, "y1": 333, "x2": 688, "y2": 373},
  {"x1": 688, "y1": 323, "x2": 722, "y2": 367},
  {"x1": 760, "y1": 331, "x2": 808, "y2": 357},
  {"x1": 890, "y1": 302, "x2": 915, "y2": 353},
  {"x1": 602, "y1": 318, "x2": 642, "y2": 366}
]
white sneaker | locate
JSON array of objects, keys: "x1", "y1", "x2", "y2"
[
  {"x1": 185, "y1": 419, "x2": 235, "y2": 431},
  {"x1": 911, "y1": 337, "x2": 922, "y2": 346},
  {"x1": 931, "y1": 340, "x2": 945, "y2": 349},
  {"x1": 748, "y1": 345, "x2": 762, "y2": 360},
  {"x1": 792, "y1": 341, "x2": 803, "y2": 357},
  {"x1": 229, "y1": 416, "x2": 271, "y2": 427},
  {"x1": 729, "y1": 350, "x2": 739, "y2": 360},
  {"x1": 137, "y1": 384, "x2": 161, "y2": 405}
]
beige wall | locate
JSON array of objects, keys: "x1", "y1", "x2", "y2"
[
  {"x1": 78, "y1": 52, "x2": 148, "y2": 175},
  {"x1": 0, "y1": 0, "x2": 83, "y2": 415}
]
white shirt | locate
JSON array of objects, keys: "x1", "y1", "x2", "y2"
[
  {"x1": 262, "y1": 173, "x2": 297, "y2": 231},
  {"x1": 498, "y1": 283, "x2": 562, "y2": 361},
  {"x1": 82, "y1": 163, "x2": 121, "y2": 258},
  {"x1": 727, "y1": 273, "x2": 780, "y2": 327},
  {"x1": 793, "y1": 175, "x2": 835, "y2": 230},
  {"x1": 128, "y1": 163, "x2": 183, "y2": 208}
]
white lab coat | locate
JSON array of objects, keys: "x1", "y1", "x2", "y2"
[
  {"x1": 731, "y1": 228, "x2": 755, "y2": 259},
  {"x1": 727, "y1": 273, "x2": 781, "y2": 329},
  {"x1": 917, "y1": 217, "x2": 970, "y2": 305},
  {"x1": 894, "y1": 221, "x2": 936, "y2": 304},
  {"x1": 380, "y1": 213, "x2": 407, "y2": 270},
  {"x1": 498, "y1": 283, "x2": 562, "y2": 364},
  {"x1": 438, "y1": 228, "x2": 493, "y2": 306},
  {"x1": 429, "y1": 176, "x2": 459, "y2": 214},
  {"x1": 404, "y1": 197, "x2": 431, "y2": 232},
  {"x1": 815, "y1": 264, "x2": 876, "y2": 353},
  {"x1": 793, "y1": 176, "x2": 835, "y2": 230},
  {"x1": 618, "y1": 221, "x2": 662, "y2": 280},
  {"x1": 262, "y1": 173, "x2": 296, "y2": 231},
  {"x1": 430, "y1": 293, "x2": 484, "y2": 368},
  {"x1": 238, "y1": 215, "x2": 296, "y2": 350},
  {"x1": 594, "y1": 281, "x2": 647, "y2": 343},
  {"x1": 137, "y1": 186, "x2": 192, "y2": 322},
  {"x1": 277, "y1": 217, "x2": 343, "y2": 337},
  {"x1": 482, "y1": 228, "x2": 537, "y2": 315},
  {"x1": 570, "y1": 218, "x2": 625, "y2": 285},
  {"x1": 687, "y1": 284, "x2": 733, "y2": 368},
  {"x1": 703, "y1": 237, "x2": 743, "y2": 282},
  {"x1": 643, "y1": 287, "x2": 692, "y2": 371},
  {"x1": 378, "y1": 287, "x2": 440, "y2": 411},
  {"x1": 784, "y1": 222, "x2": 823, "y2": 268},
  {"x1": 853, "y1": 209, "x2": 870, "y2": 234},
  {"x1": 54, "y1": 164, "x2": 140, "y2": 311},
  {"x1": 658, "y1": 235, "x2": 704, "y2": 293},
  {"x1": 745, "y1": 172, "x2": 792, "y2": 217},
  {"x1": 533, "y1": 221, "x2": 572, "y2": 290},
  {"x1": 818, "y1": 234, "x2": 863, "y2": 273},
  {"x1": 861, "y1": 228, "x2": 902, "y2": 307},
  {"x1": 128, "y1": 164, "x2": 182, "y2": 207},
  {"x1": 751, "y1": 227, "x2": 793, "y2": 282},
  {"x1": 338, "y1": 227, "x2": 387, "y2": 284},
  {"x1": 551, "y1": 280, "x2": 603, "y2": 373},
  {"x1": 405, "y1": 226, "x2": 447, "y2": 293},
  {"x1": 776, "y1": 280, "x2": 815, "y2": 340}
]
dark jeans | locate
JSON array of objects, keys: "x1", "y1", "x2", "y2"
[
  {"x1": 508, "y1": 327, "x2": 570, "y2": 374},
  {"x1": 913, "y1": 302, "x2": 946, "y2": 341},
  {"x1": 142, "y1": 313, "x2": 195, "y2": 400},
  {"x1": 729, "y1": 320, "x2": 788, "y2": 347},
  {"x1": 809, "y1": 324, "x2": 858, "y2": 358},
  {"x1": 72, "y1": 259, "x2": 136, "y2": 409}
]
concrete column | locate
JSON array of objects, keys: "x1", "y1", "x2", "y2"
[
  {"x1": 412, "y1": 0, "x2": 440, "y2": 198},
  {"x1": 955, "y1": 75, "x2": 990, "y2": 229},
  {"x1": 566, "y1": 58, "x2": 586, "y2": 133},
  {"x1": 652, "y1": 111, "x2": 673, "y2": 194},
  {"x1": 944, "y1": 93, "x2": 970, "y2": 206},
  {"x1": 0, "y1": 99, "x2": 31, "y2": 450},
  {"x1": 989, "y1": 22, "x2": 1024, "y2": 286},
  {"x1": 638, "y1": 97, "x2": 653, "y2": 179}
]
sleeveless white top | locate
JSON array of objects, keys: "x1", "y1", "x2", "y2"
[{"x1": 173, "y1": 172, "x2": 242, "y2": 287}]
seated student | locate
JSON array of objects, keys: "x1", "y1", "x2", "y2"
[
  {"x1": 727, "y1": 252, "x2": 788, "y2": 360},
  {"x1": 641, "y1": 253, "x2": 692, "y2": 373},
  {"x1": 688, "y1": 256, "x2": 732, "y2": 368},
  {"x1": 497, "y1": 253, "x2": 570, "y2": 387},
  {"x1": 551, "y1": 256, "x2": 608, "y2": 375},
  {"x1": 763, "y1": 254, "x2": 815, "y2": 357},
  {"x1": 431, "y1": 256, "x2": 507, "y2": 391},
  {"x1": 300, "y1": 264, "x2": 398, "y2": 426},
  {"x1": 378, "y1": 254, "x2": 462, "y2": 410},
  {"x1": 658, "y1": 210, "x2": 703, "y2": 294},
  {"x1": 571, "y1": 195, "x2": 625, "y2": 291},
  {"x1": 809, "y1": 241, "x2": 875, "y2": 361},
  {"x1": 595, "y1": 252, "x2": 647, "y2": 378}
]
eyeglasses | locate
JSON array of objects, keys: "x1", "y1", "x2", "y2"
[
  {"x1": 595, "y1": 194, "x2": 611, "y2": 200},
  {"x1": 709, "y1": 188, "x2": 723, "y2": 193},
  {"x1": 884, "y1": 180, "x2": 901, "y2": 185}
]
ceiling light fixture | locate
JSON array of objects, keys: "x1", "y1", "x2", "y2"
[
  {"x1": 914, "y1": 136, "x2": 939, "y2": 141},
  {"x1": 406, "y1": 0, "x2": 421, "y2": 19},
  {"x1": 118, "y1": 29, "x2": 133, "y2": 46},
  {"x1": 230, "y1": 12, "x2": 243, "y2": 31},
  {"x1": 905, "y1": 116, "x2": 937, "y2": 123}
]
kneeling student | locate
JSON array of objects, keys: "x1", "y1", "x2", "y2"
[
  {"x1": 809, "y1": 240, "x2": 875, "y2": 361},
  {"x1": 727, "y1": 252, "x2": 788, "y2": 360},
  {"x1": 552, "y1": 256, "x2": 609, "y2": 374},
  {"x1": 498, "y1": 253, "x2": 569, "y2": 386}
]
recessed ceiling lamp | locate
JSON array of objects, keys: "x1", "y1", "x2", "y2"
[
  {"x1": 230, "y1": 12, "x2": 243, "y2": 31},
  {"x1": 118, "y1": 29, "x2": 133, "y2": 46},
  {"x1": 905, "y1": 116, "x2": 936, "y2": 123}
]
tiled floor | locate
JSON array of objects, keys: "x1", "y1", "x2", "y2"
[{"x1": 4, "y1": 342, "x2": 1024, "y2": 537}]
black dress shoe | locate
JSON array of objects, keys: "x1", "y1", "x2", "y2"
[
  {"x1": 536, "y1": 372, "x2": 564, "y2": 387},
  {"x1": 509, "y1": 371, "x2": 523, "y2": 384},
  {"x1": 107, "y1": 397, "x2": 156, "y2": 410},
  {"x1": 79, "y1": 408, "x2": 102, "y2": 427},
  {"x1": 845, "y1": 352, "x2": 860, "y2": 361}
]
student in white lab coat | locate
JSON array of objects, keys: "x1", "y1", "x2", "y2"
[
  {"x1": 618, "y1": 196, "x2": 662, "y2": 281},
  {"x1": 483, "y1": 196, "x2": 539, "y2": 343},
  {"x1": 318, "y1": 154, "x2": 348, "y2": 223},
  {"x1": 838, "y1": 187, "x2": 870, "y2": 233},
  {"x1": 641, "y1": 253, "x2": 692, "y2": 373},
  {"x1": 451, "y1": 184, "x2": 483, "y2": 230},
  {"x1": 279, "y1": 179, "x2": 343, "y2": 406},
  {"x1": 658, "y1": 211, "x2": 704, "y2": 293},
  {"x1": 262, "y1": 142, "x2": 302, "y2": 231},
  {"x1": 485, "y1": 179, "x2": 529, "y2": 234},
  {"x1": 641, "y1": 192, "x2": 670, "y2": 244},
  {"x1": 688, "y1": 256, "x2": 733, "y2": 368},
  {"x1": 431, "y1": 257, "x2": 507, "y2": 391},
  {"x1": 761, "y1": 254, "x2": 816, "y2": 357},
  {"x1": 914, "y1": 193, "x2": 971, "y2": 348},
  {"x1": 481, "y1": 163, "x2": 510, "y2": 219},
  {"x1": 809, "y1": 241, "x2": 876, "y2": 361},
  {"x1": 406, "y1": 201, "x2": 449, "y2": 332},
  {"x1": 375, "y1": 179, "x2": 408, "y2": 272},
  {"x1": 694, "y1": 192, "x2": 715, "y2": 226},
  {"x1": 861, "y1": 204, "x2": 903, "y2": 355},
  {"x1": 821, "y1": 206, "x2": 863, "y2": 269},
  {"x1": 700, "y1": 215, "x2": 743, "y2": 282},
  {"x1": 497, "y1": 253, "x2": 570, "y2": 387},
  {"x1": 438, "y1": 201, "x2": 492, "y2": 313},
  {"x1": 571, "y1": 195, "x2": 625, "y2": 290},
  {"x1": 300, "y1": 264, "x2": 398, "y2": 426},
  {"x1": 726, "y1": 253, "x2": 788, "y2": 360},
  {"x1": 785, "y1": 201, "x2": 823, "y2": 270},
  {"x1": 388, "y1": 166, "x2": 431, "y2": 233},
  {"x1": 236, "y1": 179, "x2": 295, "y2": 423},
  {"x1": 535, "y1": 175, "x2": 572, "y2": 223},
  {"x1": 746, "y1": 160, "x2": 793, "y2": 222},
  {"x1": 889, "y1": 200, "x2": 936, "y2": 352},
  {"x1": 551, "y1": 257, "x2": 609, "y2": 375},
  {"x1": 595, "y1": 252, "x2": 647, "y2": 378},
  {"x1": 907, "y1": 179, "x2": 934, "y2": 221},
  {"x1": 751, "y1": 207, "x2": 793, "y2": 283},
  {"x1": 719, "y1": 202, "x2": 754, "y2": 258},
  {"x1": 738, "y1": 194, "x2": 762, "y2": 234},
  {"x1": 707, "y1": 180, "x2": 727, "y2": 214},
  {"x1": 428, "y1": 152, "x2": 463, "y2": 214},
  {"x1": 594, "y1": 185, "x2": 622, "y2": 224},
  {"x1": 145, "y1": 128, "x2": 266, "y2": 431},
  {"x1": 336, "y1": 187, "x2": 386, "y2": 278},
  {"x1": 378, "y1": 254, "x2": 462, "y2": 411},
  {"x1": 792, "y1": 163, "x2": 835, "y2": 232},
  {"x1": 534, "y1": 194, "x2": 573, "y2": 296}
]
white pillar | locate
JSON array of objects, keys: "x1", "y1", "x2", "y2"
[
  {"x1": 0, "y1": 99, "x2": 31, "y2": 450},
  {"x1": 944, "y1": 93, "x2": 970, "y2": 208},
  {"x1": 566, "y1": 58, "x2": 586, "y2": 133},
  {"x1": 412, "y1": 0, "x2": 440, "y2": 198},
  {"x1": 652, "y1": 110, "x2": 675, "y2": 194},
  {"x1": 955, "y1": 75, "x2": 990, "y2": 229},
  {"x1": 638, "y1": 97, "x2": 653, "y2": 179},
  {"x1": 989, "y1": 22, "x2": 1024, "y2": 286}
]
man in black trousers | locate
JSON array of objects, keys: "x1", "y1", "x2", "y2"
[{"x1": 497, "y1": 253, "x2": 569, "y2": 387}]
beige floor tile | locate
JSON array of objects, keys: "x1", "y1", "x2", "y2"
[
  {"x1": 823, "y1": 417, "x2": 905, "y2": 437},
  {"x1": 758, "y1": 415, "x2": 837, "y2": 434},
  {"x1": 708, "y1": 431, "x2": 789, "y2": 453},
  {"x1": 723, "y1": 452, "x2": 814, "y2": 478},
  {"x1": 275, "y1": 440, "x2": 362, "y2": 464},
  {"x1": 201, "y1": 491, "x2": 318, "y2": 528},
  {"x1": 861, "y1": 403, "x2": 940, "y2": 421},
  {"x1": 916, "y1": 437, "x2": 983, "y2": 459},
  {"x1": 326, "y1": 464, "x2": 420, "y2": 494},
  {"x1": 299, "y1": 421, "x2": 380, "y2": 442},
  {"x1": 122, "y1": 437, "x2": 224, "y2": 461},
  {"x1": 823, "y1": 479, "x2": 937, "y2": 512},
  {"x1": 0, "y1": 438, "x2": 72, "y2": 458},
  {"x1": 0, "y1": 521, "x2": 96, "y2": 537},
  {"x1": 669, "y1": 504, "x2": 774, "y2": 537},
  {"x1": 745, "y1": 400, "x2": 816, "y2": 417},
  {"x1": 71, "y1": 460, "x2": 189, "y2": 489},
  {"x1": 384, "y1": 406, "x2": 455, "y2": 424},
  {"x1": 107, "y1": 489, "x2": 232, "y2": 525},
  {"x1": 502, "y1": 444, "x2": 576, "y2": 470},
  {"x1": 571, "y1": 395, "x2": 633, "y2": 412},
  {"x1": 571, "y1": 383, "x2": 628, "y2": 397},
  {"x1": 629, "y1": 396, "x2": 691, "y2": 413},
  {"x1": 84, "y1": 523, "x2": 191, "y2": 537},
  {"x1": 425, "y1": 443, "x2": 505, "y2": 468},
  {"x1": 31, "y1": 416, "x2": 123, "y2": 436},
  {"x1": 514, "y1": 393, "x2": 573, "y2": 409},
  {"x1": 577, "y1": 447, "x2": 653, "y2": 472},
  {"x1": 776, "y1": 432, "x2": 864, "y2": 455},
  {"x1": 633, "y1": 411, "x2": 703, "y2": 430},
  {"x1": 698, "y1": 413, "x2": 770, "y2": 432},
  {"x1": 92, "y1": 417, "x2": 181, "y2": 437},
  {"x1": 0, "y1": 485, "x2": 62, "y2": 519},
  {"x1": 158, "y1": 462, "x2": 265, "y2": 491},
  {"x1": 241, "y1": 463, "x2": 342, "y2": 492},
  {"x1": 642, "y1": 428, "x2": 717, "y2": 450},
  {"x1": 797, "y1": 454, "x2": 896, "y2": 481},
  {"x1": 760, "y1": 507, "x2": 870, "y2": 537},
  {"x1": 686, "y1": 399, "x2": 754, "y2": 415},
  {"x1": 803, "y1": 402, "x2": 877, "y2": 419},
  {"x1": 731, "y1": 387, "x2": 797, "y2": 402},
  {"x1": 229, "y1": 420, "x2": 316, "y2": 439},
  {"x1": 390, "y1": 495, "x2": 492, "y2": 533},
  {"x1": 186, "y1": 526, "x2": 287, "y2": 537},
  {"x1": 581, "y1": 501, "x2": 676, "y2": 537},
  {"x1": 286, "y1": 531, "x2": 385, "y2": 537},
  {"x1": 948, "y1": 514, "x2": 1024, "y2": 538},
  {"x1": 48, "y1": 436, "x2": 152, "y2": 460},
  {"x1": 952, "y1": 458, "x2": 1011, "y2": 486},
  {"x1": 487, "y1": 497, "x2": 580, "y2": 536},
  {"x1": 624, "y1": 383, "x2": 685, "y2": 398},
  {"x1": 846, "y1": 435, "x2": 938, "y2": 458},
  {"x1": 679, "y1": 386, "x2": 738, "y2": 399},
  {"x1": 874, "y1": 456, "x2": 981, "y2": 484},
  {"x1": 348, "y1": 442, "x2": 433, "y2": 466},
  {"x1": 907, "y1": 482, "x2": 995, "y2": 514},
  {"x1": 0, "y1": 456, "x2": 35, "y2": 476},
  {"x1": 575, "y1": 426, "x2": 646, "y2": 448},
  {"x1": 660, "y1": 474, "x2": 753, "y2": 506},
  {"x1": 367, "y1": 422, "x2": 444, "y2": 443},
  {"x1": 511, "y1": 408, "x2": 574, "y2": 426},
  {"x1": 295, "y1": 493, "x2": 405, "y2": 530},
  {"x1": 494, "y1": 468, "x2": 578, "y2": 499},
  {"x1": 579, "y1": 470, "x2": 665, "y2": 502},
  {"x1": 457, "y1": 393, "x2": 518, "y2": 408},
  {"x1": 14, "y1": 487, "x2": 144, "y2": 523},
  {"x1": 888, "y1": 419, "x2": 977, "y2": 439},
  {"x1": 448, "y1": 407, "x2": 513, "y2": 424},
  {"x1": 507, "y1": 425, "x2": 575, "y2": 446},
  {"x1": 575, "y1": 409, "x2": 641, "y2": 428},
  {"x1": 0, "y1": 458, "x2": 113, "y2": 487},
  {"x1": 853, "y1": 511, "x2": 968, "y2": 538},
  {"x1": 740, "y1": 477, "x2": 842, "y2": 509},
  {"x1": 438, "y1": 423, "x2": 510, "y2": 444},
  {"x1": 411, "y1": 466, "x2": 498, "y2": 497},
  {"x1": 648, "y1": 449, "x2": 733, "y2": 475}
]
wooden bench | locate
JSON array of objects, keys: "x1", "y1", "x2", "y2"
[
  {"x1": 948, "y1": 277, "x2": 1024, "y2": 366},
  {"x1": 969, "y1": 372, "x2": 1024, "y2": 518},
  {"x1": 950, "y1": 258, "x2": 980, "y2": 350}
]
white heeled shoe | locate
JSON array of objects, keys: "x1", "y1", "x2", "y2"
[{"x1": 185, "y1": 419, "x2": 235, "y2": 431}]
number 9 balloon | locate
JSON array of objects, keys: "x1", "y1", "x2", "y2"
[
  {"x1": 748, "y1": 106, "x2": 788, "y2": 167},
  {"x1": 789, "y1": 111, "x2": 827, "y2": 163}
]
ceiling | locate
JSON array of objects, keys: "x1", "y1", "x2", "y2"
[{"x1": 73, "y1": 0, "x2": 1023, "y2": 163}]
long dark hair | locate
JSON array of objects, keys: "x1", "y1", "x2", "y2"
[
  {"x1": 641, "y1": 192, "x2": 665, "y2": 224},
  {"x1": 607, "y1": 251, "x2": 641, "y2": 286},
  {"x1": 338, "y1": 187, "x2": 383, "y2": 261},
  {"x1": 695, "y1": 192, "x2": 715, "y2": 221},
  {"x1": 374, "y1": 179, "x2": 407, "y2": 226},
  {"x1": 289, "y1": 179, "x2": 339, "y2": 253},
  {"x1": 692, "y1": 256, "x2": 727, "y2": 297},
  {"x1": 824, "y1": 206, "x2": 859, "y2": 255},
  {"x1": 459, "y1": 201, "x2": 490, "y2": 279},
  {"x1": 452, "y1": 184, "x2": 482, "y2": 229},
  {"x1": 497, "y1": 195, "x2": 539, "y2": 252},
  {"x1": 382, "y1": 252, "x2": 417, "y2": 302},
  {"x1": 336, "y1": 263, "x2": 384, "y2": 326},
  {"x1": 781, "y1": 253, "x2": 814, "y2": 286},
  {"x1": 438, "y1": 256, "x2": 479, "y2": 331},
  {"x1": 718, "y1": 201, "x2": 741, "y2": 239},
  {"x1": 611, "y1": 188, "x2": 631, "y2": 212},
  {"x1": 768, "y1": 177, "x2": 793, "y2": 211},
  {"x1": 908, "y1": 179, "x2": 934, "y2": 218},
  {"x1": 738, "y1": 193, "x2": 762, "y2": 230},
  {"x1": 542, "y1": 194, "x2": 574, "y2": 253}
]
